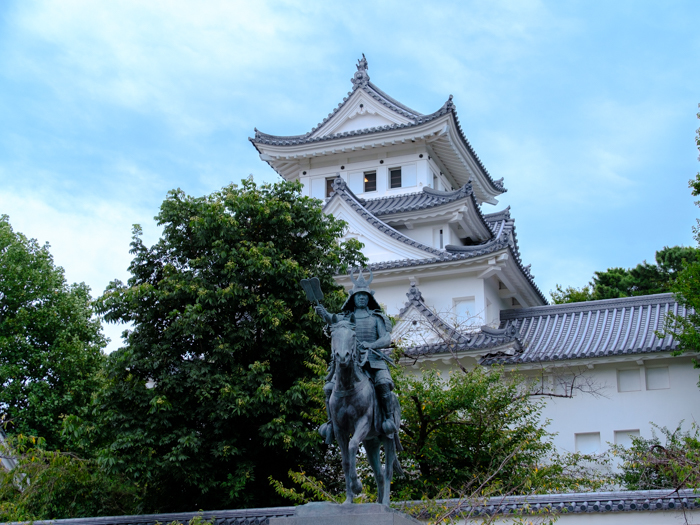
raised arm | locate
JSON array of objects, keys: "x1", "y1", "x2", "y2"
[{"x1": 314, "y1": 304, "x2": 334, "y2": 324}]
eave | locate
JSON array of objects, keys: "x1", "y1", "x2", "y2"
[{"x1": 251, "y1": 106, "x2": 506, "y2": 204}]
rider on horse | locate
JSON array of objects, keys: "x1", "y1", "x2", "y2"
[{"x1": 316, "y1": 269, "x2": 398, "y2": 444}]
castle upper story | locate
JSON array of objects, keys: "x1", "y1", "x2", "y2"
[
  {"x1": 249, "y1": 55, "x2": 506, "y2": 205},
  {"x1": 250, "y1": 57, "x2": 547, "y2": 315}
]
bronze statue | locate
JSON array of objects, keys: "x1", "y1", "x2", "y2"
[{"x1": 300, "y1": 268, "x2": 402, "y2": 504}]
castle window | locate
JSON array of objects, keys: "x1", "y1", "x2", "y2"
[
  {"x1": 575, "y1": 432, "x2": 601, "y2": 454},
  {"x1": 364, "y1": 171, "x2": 377, "y2": 192},
  {"x1": 617, "y1": 369, "x2": 641, "y2": 392},
  {"x1": 390, "y1": 167, "x2": 402, "y2": 188},
  {"x1": 614, "y1": 429, "x2": 640, "y2": 447},
  {"x1": 646, "y1": 367, "x2": 670, "y2": 390},
  {"x1": 326, "y1": 177, "x2": 335, "y2": 198}
]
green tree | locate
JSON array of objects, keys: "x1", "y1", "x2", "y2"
[
  {"x1": 0, "y1": 215, "x2": 106, "y2": 449},
  {"x1": 391, "y1": 366, "x2": 602, "y2": 500},
  {"x1": 0, "y1": 434, "x2": 143, "y2": 521},
  {"x1": 87, "y1": 180, "x2": 364, "y2": 512},
  {"x1": 550, "y1": 284, "x2": 595, "y2": 304},
  {"x1": 270, "y1": 364, "x2": 605, "y2": 506},
  {"x1": 663, "y1": 105, "x2": 700, "y2": 368},
  {"x1": 611, "y1": 423, "x2": 700, "y2": 491},
  {"x1": 551, "y1": 246, "x2": 700, "y2": 304}
]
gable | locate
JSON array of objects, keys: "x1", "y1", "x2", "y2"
[
  {"x1": 393, "y1": 304, "x2": 451, "y2": 348},
  {"x1": 324, "y1": 195, "x2": 437, "y2": 264},
  {"x1": 311, "y1": 90, "x2": 414, "y2": 138}
]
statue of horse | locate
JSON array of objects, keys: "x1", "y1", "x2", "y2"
[{"x1": 328, "y1": 317, "x2": 403, "y2": 505}]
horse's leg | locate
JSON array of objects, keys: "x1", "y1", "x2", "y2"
[
  {"x1": 364, "y1": 437, "x2": 384, "y2": 502},
  {"x1": 348, "y1": 415, "x2": 371, "y2": 496},
  {"x1": 335, "y1": 427, "x2": 354, "y2": 504},
  {"x1": 379, "y1": 435, "x2": 395, "y2": 505}
]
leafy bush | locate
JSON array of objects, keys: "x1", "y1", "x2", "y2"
[{"x1": 0, "y1": 434, "x2": 143, "y2": 521}]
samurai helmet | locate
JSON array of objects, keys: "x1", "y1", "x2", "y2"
[{"x1": 341, "y1": 267, "x2": 381, "y2": 312}]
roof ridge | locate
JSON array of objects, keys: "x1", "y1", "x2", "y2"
[
  {"x1": 397, "y1": 283, "x2": 469, "y2": 344},
  {"x1": 363, "y1": 183, "x2": 481, "y2": 218},
  {"x1": 366, "y1": 81, "x2": 423, "y2": 117},
  {"x1": 501, "y1": 292, "x2": 677, "y2": 319}
]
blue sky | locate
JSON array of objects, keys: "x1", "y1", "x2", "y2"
[{"x1": 1, "y1": 0, "x2": 699, "y2": 350}]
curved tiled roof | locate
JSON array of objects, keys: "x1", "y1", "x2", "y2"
[
  {"x1": 325, "y1": 176, "x2": 545, "y2": 305},
  {"x1": 482, "y1": 293, "x2": 684, "y2": 365},
  {"x1": 362, "y1": 183, "x2": 476, "y2": 217},
  {"x1": 366, "y1": 240, "x2": 547, "y2": 306},
  {"x1": 20, "y1": 507, "x2": 297, "y2": 525},
  {"x1": 327, "y1": 177, "x2": 446, "y2": 257},
  {"x1": 249, "y1": 64, "x2": 506, "y2": 195},
  {"x1": 398, "y1": 489, "x2": 700, "y2": 519},
  {"x1": 398, "y1": 284, "x2": 522, "y2": 357}
]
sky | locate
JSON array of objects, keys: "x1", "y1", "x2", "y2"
[{"x1": 1, "y1": 0, "x2": 699, "y2": 351}]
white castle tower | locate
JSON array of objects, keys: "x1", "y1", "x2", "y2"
[{"x1": 251, "y1": 56, "x2": 700, "y2": 456}]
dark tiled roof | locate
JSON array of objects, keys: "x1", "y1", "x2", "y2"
[
  {"x1": 398, "y1": 284, "x2": 522, "y2": 357},
  {"x1": 15, "y1": 507, "x2": 296, "y2": 525},
  {"x1": 325, "y1": 177, "x2": 546, "y2": 305},
  {"x1": 249, "y1": 72, "x2": 506, "y2": 195},
  {"x1": 327, "y1": 178, "x2": 445, "y2": 257},
  {"x1": 362, "y1": 183, "x2": 477, "y2": 217},
  {"x1": 483, "y1": 293, "x2": 683, "y2": 365},
  {"x1": 398, "y1": 489, "x2": 700, "y2": 519}
]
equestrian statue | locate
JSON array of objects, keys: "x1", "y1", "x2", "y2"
[{"x1": 300, "y1": 268, "x2": 403, "y2": 505}]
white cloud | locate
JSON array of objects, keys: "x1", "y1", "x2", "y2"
[{"x1": 0, "y1": 183, "x2": 160, "y2": 352}]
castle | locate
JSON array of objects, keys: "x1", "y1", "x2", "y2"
[{"x1": 250, "y1": 56, "x2": 700, "y2": 456}]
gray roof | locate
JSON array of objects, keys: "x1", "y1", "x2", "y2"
[
  {"x1": 249, "y1": 59, "x2": 505, "y2": 196},
  {"x1": 24, "y1": 489, "x2": 697, "y2": 525},
  {"x1": 9, "y1": 507, "x2": 296, "y2": 525},
  {"x1": 481, "y1": 293, "x2": 683, "y2": 365},
  {"x1": 398, "y1": 489, "x2": 700, "y2": 519},
  {"x1": 0, "y1": 428, "x2": 17, "y2": 472},
  {"x1": 362, "y1": 183, "x2": 478, "y2": 217},
  {"x1": 398, "y1": 284, "x2": 522, "y2": 358},
  {"x1": 325, "y1": 177, "x2": 546, "y2": 305},
  {"x1": 327, "y1": 177, "x2": 446, "y2": 257}
]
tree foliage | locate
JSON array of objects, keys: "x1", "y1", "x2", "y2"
[
  {"x1": 84, "y1": 180, "x2": 364, "y2": 512},
  {"x1": 391, "y1": 366, "x2": 603, "y2": 499},
  {"x1": 0, "y1": 434, "x2": 143, "y2": 521},
  {"x1": 0, "y1": 215, "x2": 106, "y2": 449},
  {"x1": 551, "y1": 245, "x2": 700, "y2": 304},
  {"x1": 662, "y1": 105, "x2": 700, "y2": 370},
  {"x1": 611, "y1": 423, "x2": 700, "y2": 491},
  {"x1": 270, "y1": 364, "x2": 605, "y2": 506}
]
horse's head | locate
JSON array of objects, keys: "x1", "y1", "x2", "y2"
[{"x1": 330, "y1": 316, "x2": 357, "y2": 369}]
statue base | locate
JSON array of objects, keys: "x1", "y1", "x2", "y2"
[{"x1": 268, "y1": 502, "x2": 421, "y2": 525}]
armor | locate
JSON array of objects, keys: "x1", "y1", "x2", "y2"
[{"x1": 317, "y1": 268, "x2": 397, "y2": 443}]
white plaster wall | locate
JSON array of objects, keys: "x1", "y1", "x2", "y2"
[
  {"x1": 365, "y1": 275, "x2": 487, "y2": 322},
  {"x1": 301, "y1": 150, "x2": 432, "y2": 200},
  {"x1": 530, "y1": 357, "x2": 700, "y2": 454},
  {"x1": 483, "y1": 276, "x2": 509, "y2": 326},
  {"x1": 403, "y1": 355, "x2": 700, "y2": 458},
  {"x1": 333, "y1": 113, "x2": 394, "y2": 133},
  {"x1": 393, "y1": 224, "x2": 437, "y2": 249}
]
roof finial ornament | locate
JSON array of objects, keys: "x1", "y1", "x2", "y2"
[{"x1": 351, "y1": 53, "x2": 370, "y2": 87}]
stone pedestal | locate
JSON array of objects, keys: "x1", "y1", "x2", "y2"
[{"x1": 268, "y1": 502, "x2": 421, "y2": 525}]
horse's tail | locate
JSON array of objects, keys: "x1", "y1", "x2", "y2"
[{"x1": 393, "y1": 456, "x2": 405, "y2": 478}]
